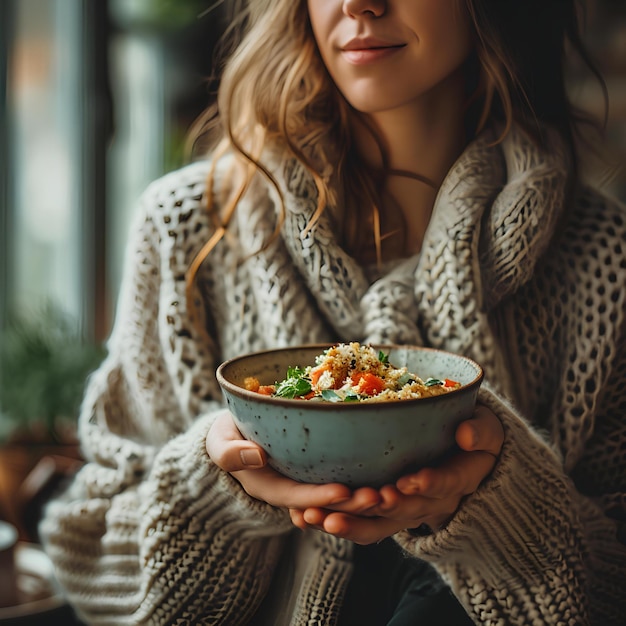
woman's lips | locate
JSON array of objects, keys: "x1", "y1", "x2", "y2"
[
  {"x1": 341, "y1": 46, "x2": 404, "y2": 64},
  {"x1": 340, "y1": 38, "x2": 406, "y2": 65}
]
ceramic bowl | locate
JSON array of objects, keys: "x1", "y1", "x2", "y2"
[{"x1": 216, "y1": 344, "x2": 483, "y2": 487}]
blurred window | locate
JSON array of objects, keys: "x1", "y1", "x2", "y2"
[{"x1": 3, "y1": 0, "x2": 109, "y2": 338}]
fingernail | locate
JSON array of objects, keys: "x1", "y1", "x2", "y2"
[
  {"x1": 240, "y1": 449, "x2": 263, "y2": 467},
  {"x1": 329, "y1": 495, "x2": 351, "y2": 504}
]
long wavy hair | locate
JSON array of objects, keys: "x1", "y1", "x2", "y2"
[{"x1": 185, "y1": 0, "x2": 606, "y2": 304}]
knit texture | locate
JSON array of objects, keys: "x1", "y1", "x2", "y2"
[{"x1": 40, "y1": 127, "x2": 626, "y2": 625}]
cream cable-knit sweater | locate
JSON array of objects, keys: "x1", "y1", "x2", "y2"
[{"x1": 41, "y1": 127, "x2": 626, "y2": 625}]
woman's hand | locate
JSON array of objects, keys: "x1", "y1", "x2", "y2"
[
  {"x1": 290, "y1": 405, "x2": 504, "y2": 544},
  {"x1": 206, "y1": 410, "x2": 380, "y2": 511}
]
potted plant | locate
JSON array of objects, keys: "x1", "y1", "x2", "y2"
[{"x1": 0, "y1": 303, "x2": 106, "y2": 541}]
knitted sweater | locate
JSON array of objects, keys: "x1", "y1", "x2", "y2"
[{"x1": 40, "y1": 127, "x2": 626, "y2": 625}]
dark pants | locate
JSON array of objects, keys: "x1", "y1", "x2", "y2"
[{"x1": 338, "y1": 538, "x2": 474, "y2": 626}]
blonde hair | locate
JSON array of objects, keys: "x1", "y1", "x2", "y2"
[{"x1": 185, "y1": 0, "x2": 355, "y2": 309}]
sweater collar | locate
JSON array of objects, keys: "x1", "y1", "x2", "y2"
[
  {"x1": 423, "y1": 125, "x2": 571, "y2": 312},
  {"x1": 274, "y1": 125, "x2": 570, "y2": 352}
]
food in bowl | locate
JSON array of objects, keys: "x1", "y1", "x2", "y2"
[
  {"x1": 216, "y1": 344, "x2": 483, "y2": 487},
  {"x1": 243, "y1": 342, "x2": 461, "y2": 402}
]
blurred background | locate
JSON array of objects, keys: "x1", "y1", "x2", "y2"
[
  {"x1": 0, "y1": 1, "x2": 228, "y2": 621},
  {"x1": 0, "y1": 0, "x2": 625, "y2": 620}
]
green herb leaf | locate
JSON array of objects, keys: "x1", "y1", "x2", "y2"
[
  {"x1": 378, "y1": 350, "x2": 389, "y2": 364},
  {"x1": 424, "y1": 378, "x2": 443, "y2": 387},
  {"x1": 274, "y1": 367, "x2": 312, "y2": 399}
]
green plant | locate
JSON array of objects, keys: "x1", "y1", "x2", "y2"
[
  {"x1": 0, "y1": 304, "x2": 106, "y2": 443},
  {"x1": 146, "y1": 0, "x2": 209, "y2": 27},
  {"x1": 112, "y1": 0, "x2": 211, "y2": 31}
]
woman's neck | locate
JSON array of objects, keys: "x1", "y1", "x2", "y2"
[{"x1": 351, "y1": 74, "x2": 468, "y2": 256}]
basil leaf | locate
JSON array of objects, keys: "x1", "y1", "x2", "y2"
[
  {"x1": 274, "y1": 367, "x2": 312, "y2": 398},
  {"x1": 378, "y1": 350, "x2": 389, "y2": 364},
  {"x1": 424, "y1": 378, "x2": 443, "y2": 387}
]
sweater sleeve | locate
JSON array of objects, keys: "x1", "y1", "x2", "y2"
[
  {"x1": 39, "y1": 167, "x2": 294, "y2": 625},
  {"x1": 394, "y1": 383, "x2": 626, "y2": 626}
]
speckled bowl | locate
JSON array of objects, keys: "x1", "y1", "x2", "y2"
[{"x1": 216, "y1": 345, "x2": 483, "y2": 488}]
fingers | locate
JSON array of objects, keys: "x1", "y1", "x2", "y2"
[
  {"x1": 394, "y1": 405, "x2": 503, "y2": 500},
  {"x1": 289, "y1": 488, "x2": 383, "y2": 533},
  {"x1": 233, "y1": 467, "x2": 352, "y2": 510},
  {"x1": 320, "y1": 486, "x2": 381, "y2": 514},
  {"x1": 319, "y1": 512, "x2": 409, "y2": 545},
  {"x1": 291, "y1": 481, "x2": 460, "y2": 542},
  {"x1": 320, "y1": 512, "x2": 425, "y2": 545},
  {"x1": 291, "y1": 485, "x2": 463, "y2": 543},
  {"x1": 289, "y1": 508, "x2": 308, "y2": 530},
  {"x1": 206, "y1": 411, "x2": 353, "y2": 510},
  {"x1": 205, "y1": 410, "x2": 267, "y2": 472},
  {"x1": 297, "y1": 509, "x2": 400, "y2": 544},
  {"x1": 455, "y1": 404, "x2": 504, "y2": 456},
  {"x1": 399, "y1": 451, "x2": 497, "y2": 498},
  {"x1": 375, "y1": 480, "x2": 462, "y2": 522}
]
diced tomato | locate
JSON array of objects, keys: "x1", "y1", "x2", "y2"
[
  {"x1": 257, "y1": 385, "x2": 276, "y2": 395},
  {"x1": 351, "y1": 372, "x2": 386, "y2": 396},
  {"x1": 443, "y1": 378, "x2": 459, "y2": 388}
]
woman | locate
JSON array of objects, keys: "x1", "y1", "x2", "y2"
[{"x1": 41, "y1": 0, "x2": 626, "y2": 624}]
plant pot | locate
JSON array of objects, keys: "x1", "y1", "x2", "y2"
[{"x1": 0, "y1": 434, "x2": 83, "y2": 543}]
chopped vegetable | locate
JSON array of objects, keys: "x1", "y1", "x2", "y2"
[
  {"x1": 351, "y1": 372, "x2": 386, "y2": 396},
  {"x1": 321, "y1": 389, "x2": 342, "y2": 402},
  {"x1": 244, "y1": 376, "x2": 260, "y2": 392},
  {"x1": 396, "y1": 372, "x2": 415, "y2": 387}
]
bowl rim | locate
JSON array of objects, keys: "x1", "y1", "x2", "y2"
[{"x1": 216, "y1": 343, "x2": 484, "y2": 410}]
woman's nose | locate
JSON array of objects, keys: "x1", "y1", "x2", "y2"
[{"x1": 342, "y1": 0, "x2": 386, "y2": 19}]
